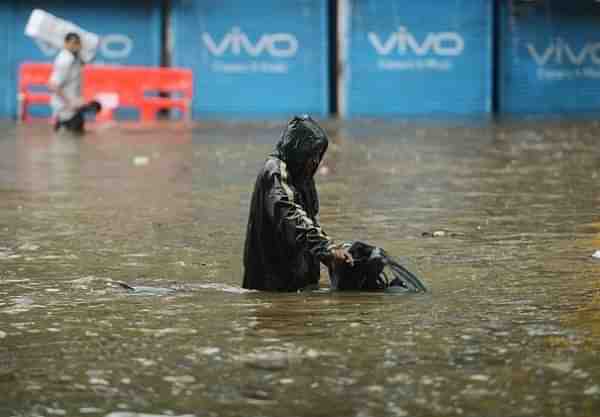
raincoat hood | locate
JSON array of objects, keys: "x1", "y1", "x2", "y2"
[{"x1": 272, "y1": 115, "x2": 329, "y2": 180}]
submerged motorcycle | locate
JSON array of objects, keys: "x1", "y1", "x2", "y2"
[{"x1": 327, "y1": 241, "x2": 427, "y2": 294}]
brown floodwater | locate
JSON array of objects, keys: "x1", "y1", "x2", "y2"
[{"x1": 1, "y1": 120, "x2": 599, "y2": 417}]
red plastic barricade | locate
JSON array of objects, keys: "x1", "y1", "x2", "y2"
[
  {"x1": 18, "y1": 63, "x2": 53, "y2": 121},
  {"x1": 83, "y1": 66, "x2": 193, "y2": 122},
  {"x1": 18, "y1": 62, "x2": 193, "y2": 122}
]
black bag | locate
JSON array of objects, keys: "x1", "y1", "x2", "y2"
[{"x1": 328, "y1": 241, "x2": 427, "y2": 292}]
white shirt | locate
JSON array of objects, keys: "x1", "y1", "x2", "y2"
[{"x1": 49, "y1": 49, "x2": 82, "y2": 121}]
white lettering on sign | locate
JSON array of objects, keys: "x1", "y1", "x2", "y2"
[
  {"x1": 202, "y1": 27, "x2": 299, "y2": 58},
  {"x1": 527, "y1": 38, "x2": 600, "y2": 66},
  {"x1": 100, "y1": 34, "x2": 133, "y2": 60},
  {"x1": 35, "y1": 34, "x2": 134, "y2": 60},
  {"x1": 368, "y1": 26, "x2": 464, "y2": 57},
  {"x1": 210, "y1": 61, "x2": 289, "y2": 74}
]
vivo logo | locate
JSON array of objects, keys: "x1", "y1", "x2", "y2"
[
  {"x1": 368, "y1": 26, "x2": 464, "y2": 57},
  {"x1": 528, "y1": 39, "x2": 600, "y2": 66},
  {"x1": 100, "y1": 34, "x2": 134, "y2": 60},
  {"x1": 35, "y1": 34, "x2": 133, "y2": 60},
  {"x1": 202, "y1": 27, "x2": 298, "y2": 58}
]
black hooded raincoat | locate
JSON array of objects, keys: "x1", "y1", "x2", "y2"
[{"x1": 243, "y1": 116, "x2": 335, "y2": 291}]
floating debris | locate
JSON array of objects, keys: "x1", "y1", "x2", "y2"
[
  {"x1": 199, "y1": 347, "x2": 221, "y2": 356},
  {"x1": 133, "y1": 358, "x2": 156, "y2": 367},
  {"x1": 45, "y1": 408, "x2": 67, "y2": 416},
  {"x1": 422, "y1": 230, "x2": 463, "y2": 238},
  {"x1": 132, "y1": 156, "x2": 150, "y2": 167},
  {"x1": 240, "y1": 351, "x2": 290, "y2": 371},
  {"x1": 163, "y1": 375, "x2": 196, "y2": 384},
  {"x1": 89, "y1": 377, "x2": 110, "y2": 386}
]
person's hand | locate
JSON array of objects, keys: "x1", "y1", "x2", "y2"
[{"x1": 332, "y1": 248, "x2": 354, "y2": 266}]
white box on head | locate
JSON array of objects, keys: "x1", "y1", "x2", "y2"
[{"x1": 25, "y1": 9, "x2": 100, "y2": 63}]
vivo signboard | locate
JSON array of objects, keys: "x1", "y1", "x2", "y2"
[
  {"x1": 338, "y1": 0, "x2": 493, "y2": 118},
  {"x1": 0, "y1": 0, "x2": 161, "y2": 118},
  {"x1": 171, "y1": 0, "x2": 329, "y2": 118},
  {"x1": 498, "y1": 0, "x2": 600, "y2": 116}
]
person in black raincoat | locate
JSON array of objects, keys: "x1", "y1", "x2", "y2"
[{"x1": 243, "y1": 115, "x2": 353, "y2": 291}]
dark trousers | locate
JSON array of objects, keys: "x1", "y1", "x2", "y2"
[
  {"x1": 54, "y1": 111, "x2": 85, "y2": 134},
  {"x1": 53, "y1": 101, "x2": 101, "y2": 134}
]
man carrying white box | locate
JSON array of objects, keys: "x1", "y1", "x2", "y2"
[
  {"x1": 48, "y1": 32, "x2": 100, "y2": 134},
  {"x1": 25, "y1": 9, "x2": 102, "y2": 134}
]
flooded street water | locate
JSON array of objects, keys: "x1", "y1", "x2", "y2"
[{"x1": 1, "y1": 120, "x2": 600, "y2": 417}]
